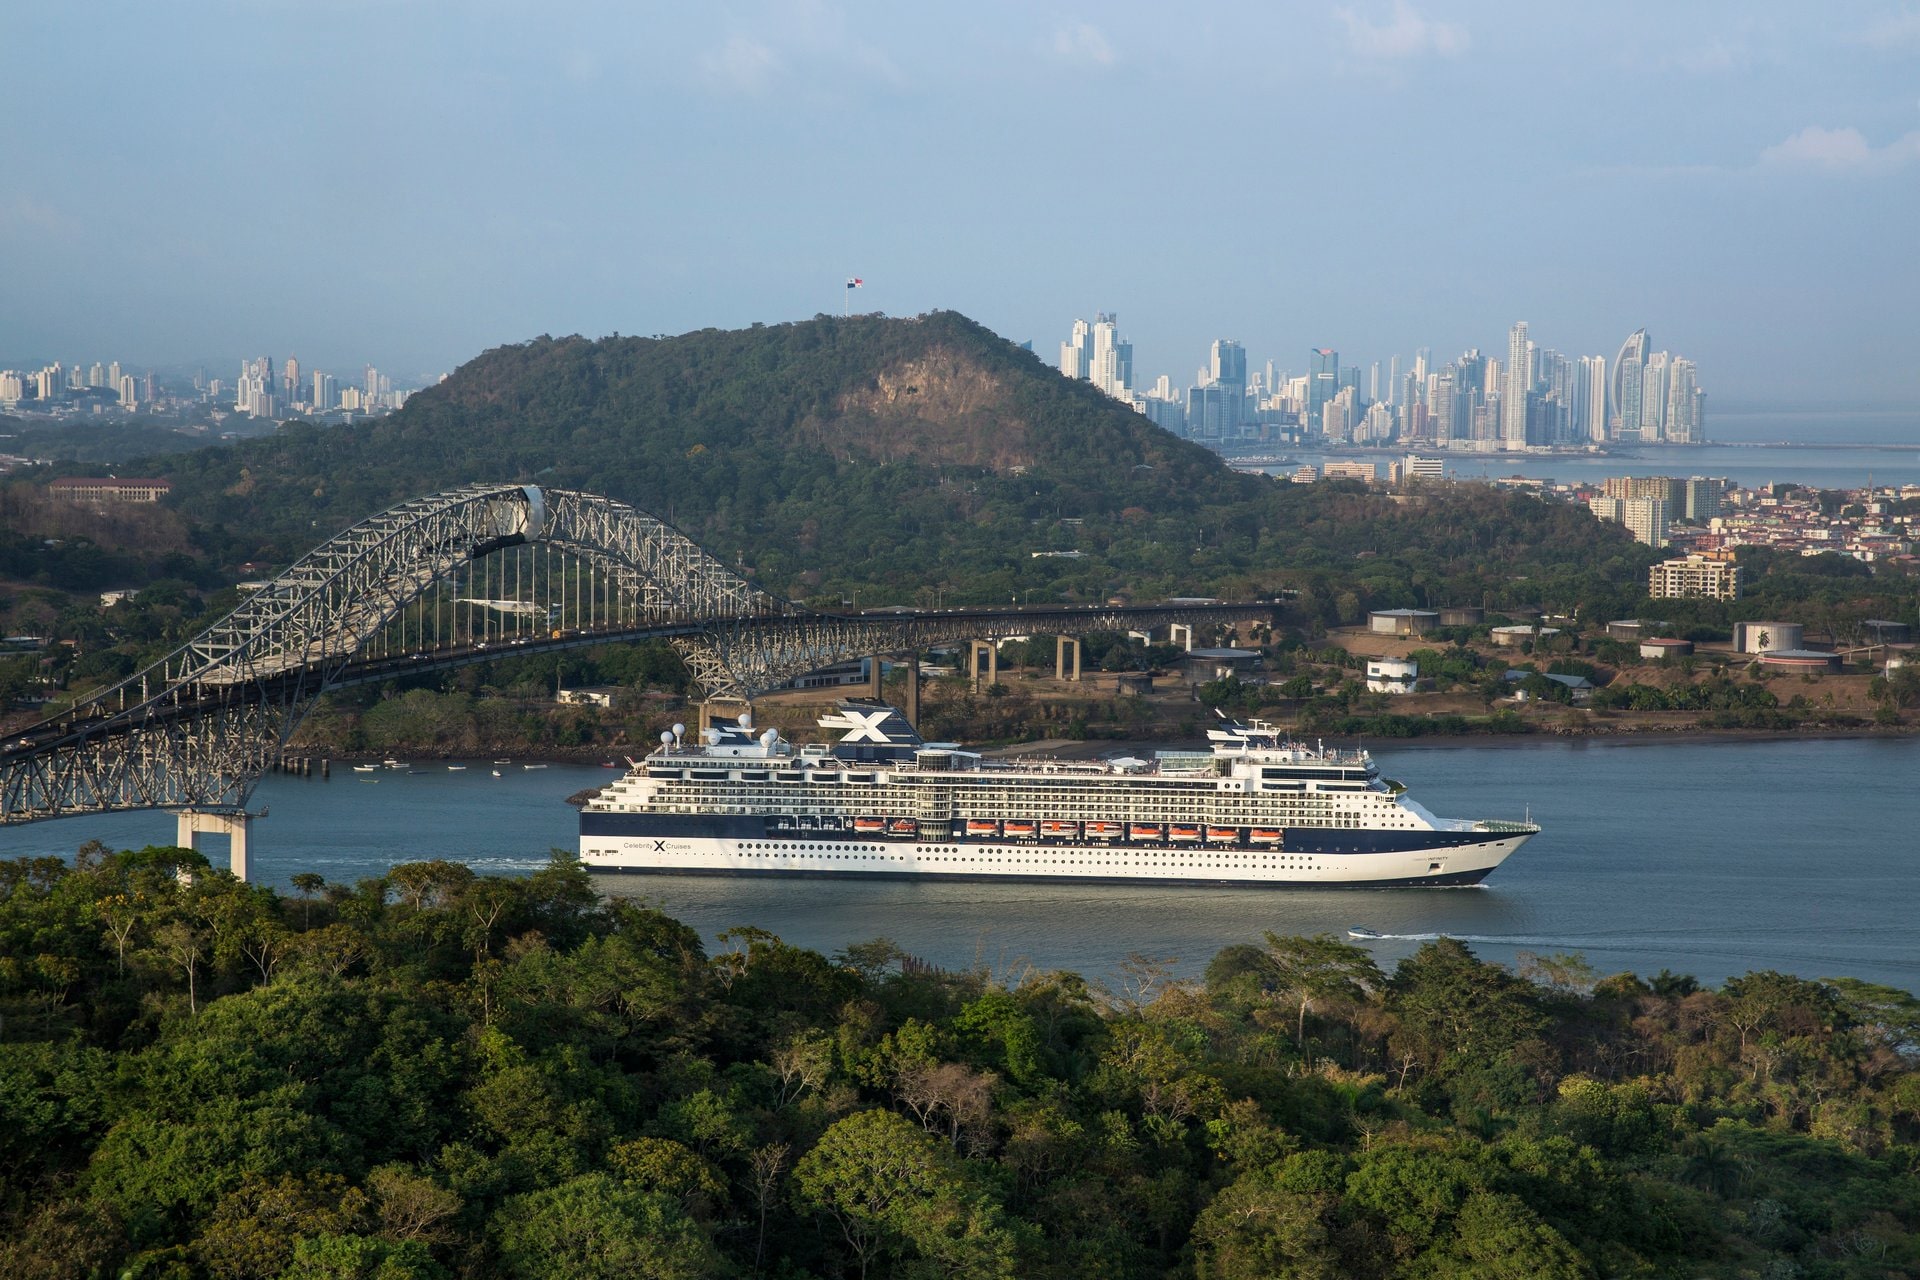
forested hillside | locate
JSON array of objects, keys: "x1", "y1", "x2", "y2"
[
  {"x1": 3, "y1": 849, "x2": 1917, "y2": 1278},
  {"x1": 114, "y1": 313, "x2": 1649, "y2": 615}
]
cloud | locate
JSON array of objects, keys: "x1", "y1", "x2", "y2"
[
  {"x1": 694, "y1": 5, "x2": 905, "y2": 97},
  {"x1": 698, "y1": 35, "x2": 780, "y2": 95},
  {"x1": 1051, "y1": 23, "x2": 1114, "y2": 67},
  {"x1": 1759, "y1": 125, "x2": 1920, "y2": 173},
  {"x1": 1333, "y1": 1, "x2": 1468, "y2": 60}
]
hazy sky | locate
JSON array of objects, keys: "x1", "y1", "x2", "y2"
[{"x1": 5, "y1": 2, "x2": 1918, "y2": 403}]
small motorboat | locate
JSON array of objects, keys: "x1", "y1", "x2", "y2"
[
  {"x1": 1347, "y1": 927, "x2": 1382, "y2": 940},
  {"x1": 351, "y1": 764, "x2": 377, "y2": 773},
  {"x1": 523, "y1": 764, "x2": 548, "y2": 770},
  {"x1": 490, "y1": 769, "x2": 502, "y2": 778},
  {"x1": 446, "y1": 765, "x2": 467, "y2": 771}
]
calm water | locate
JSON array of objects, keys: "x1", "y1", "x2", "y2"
[
  {"x1": 7, "y1": 739, "x2": 1915, "y2": 993},
  {"x1": 1279, "y1": 408, "x2": 1920, "y2": 491}
]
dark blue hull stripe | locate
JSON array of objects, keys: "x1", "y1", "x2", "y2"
[
  {"x1": 579, "y1": 812, "x2": 1512, "y2": 857},
  {"x1": 583, "y1": 864, "x2": 1497, "y2": 889}
]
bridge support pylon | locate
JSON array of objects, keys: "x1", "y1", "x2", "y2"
[
  {"x1": 968, "y1": 640, "x2": 998, "y2": 689},
  {"x1": 698, "y1": 697, "x2": 751, "y2": 734},
  {"x1": 174, "y1": 809, "x2": 253, "y2": 881},
  {"x1": 1055, "y1": 636, "x2": 1082, "y2": 681}
]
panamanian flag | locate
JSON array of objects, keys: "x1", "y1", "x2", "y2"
[{"x1": 846, "y1": 277, "x2": 863, "y2": 289}]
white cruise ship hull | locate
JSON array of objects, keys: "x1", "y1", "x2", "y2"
[{"x1": 579, "y1": 829, "x2": 1531, "y2": 888}]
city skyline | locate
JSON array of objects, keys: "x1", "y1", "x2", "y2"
[{"x1": 3, "y1": 4, "x2": 1917, "y2": 407}]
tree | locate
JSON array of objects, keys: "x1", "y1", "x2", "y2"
[
  {"x1": 289, "y1": 873, "x2": 325, "y2": 929},
  {"x1": 1259, "y1": 932, "x2": 1385, "y2": 1058},
  {"x1": 1190, "y1": 1167, "x2": 1342, "y2": 1280},
  {"x1": 792, "y1": 1108, "x2": 1021, "y2": 1280},
  {"x1": 489, "y1": 1172, "x2": 723, "y2": 1280},
  {"x1": 1388, "y1": 939, "x2": 1544, "y2": 1073}
]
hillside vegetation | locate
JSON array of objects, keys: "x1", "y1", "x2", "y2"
[
  {"x1": 2, "y1": 849, "x2": 1917, "y2": 1278},
  {"x1": 122, "y1": 313, "x2": 1643, "y2": 614}
]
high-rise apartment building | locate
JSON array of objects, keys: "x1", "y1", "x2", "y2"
[
  {"x1": 1501, "y1": 322, "x2": 1531, "y2": 448},
  {"x1": 1575, "y1": 355, "x2": 1607, "y2": 443},
  {"x1": 1650, "y1": 555, "x2": 1742, "y2": 600},
  {"x1": 1664, "y1": 358, "x2": 1702, "y2": 443},
  {"x1": 1089, "y1": 314, "x2": 1132, "y2": 397},
  {"x1": 1683, "y1": 476, "x2": 1725, "y2": 521},
  {"x1": 1623, "y1": 496, "x2": 1671, "y2": 547},
  {"x1": 1610, "y1": 329, "x2": 1648, "y2": 438},
  {"x1": 1639, "y1": 351, "x2": 1670, "y2": 441},
  {"x1": 1306, "y1": 348, "x2": 1337, "y2": 430}
]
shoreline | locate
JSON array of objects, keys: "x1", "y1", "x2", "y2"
[{"x1": 295, "y1": 720, "x2": 1915, "y2": 769}]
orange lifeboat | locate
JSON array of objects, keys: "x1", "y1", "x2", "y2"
[
  {"x1": 888, "y1": 818, "x2": 918, "y2": 837},
  {"x1": 1040, "y1": 820, "x2": 1077, "y2": 838},
  {"x1": 1086, "y1": 821, "x2": 1122, "y2": 840},
  {"x1": 852, "y1": 817, "x2": 885, "y2": 835},
  {"x1": 1128, "y1": 822, "x2": 1163, "y2": 841},
  {"x1": 964, "y1": 819, "x2": 999, "y2": 838},
  {"x1": 1206, "y1": 825, "x2": 1240, "y2": 843},
  {"x1": 1250, "y1": 828, "x2": 1284, "y2": 845},
  {"x1": 1168, "y1": 824, "x2": 1202, "y2": 843},
  {"x1": 1003, "y1": 820, "x2": 1037, "y2": 839}
]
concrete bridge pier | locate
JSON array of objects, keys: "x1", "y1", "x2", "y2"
[
  {"x1": 1169, "y1": 623, "x2": 1194, "y2": 652},
  {"x1": 968, "y1": 640, "x2": 998, "y2": 689},
  {"x1": 174, "y1": 809, "x2": 253, "y2": 881},
  {"x1": 698, "y1": 698, "x2": 752, "y2": 733},
  {"x1": 1055, "y1": 636, "x2": 1082, "y2": 681}
]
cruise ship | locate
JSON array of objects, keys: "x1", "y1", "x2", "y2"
[{"x1": 578, "y1": 700, "x2": 1538, "y2": 887}]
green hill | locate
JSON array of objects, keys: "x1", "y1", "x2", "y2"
[{"x1": 113, "y1": 311, "x2": 1647, "y2": 615}]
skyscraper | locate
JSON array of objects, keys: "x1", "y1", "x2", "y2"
[
  {"x1": 1501, "y1": 322, "x2": 1530, "y2": 448},
  {"x1": 1610, "y1": 329, "x2": 1648, "y2": 439},
  {"x1": 1639, "y1": 351, "x2": 1670, "y2": 442},
  {"x1": 1664, "y1": 358, "x2": 1702, "y2": 443},
  {"x1": 1306, "y1": 348, "x2": 1337, "y2": 432},
  {"x1": 1089, "y1": 313, "x2": 1132, "y2": 397},
  {"x1": 1576, "y1": 355, "x2": 1607, "y2": 443}
]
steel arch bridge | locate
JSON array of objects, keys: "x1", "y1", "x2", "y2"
[{"x1": 0, "y1": 483, "x2": 1271, "y2": 829}]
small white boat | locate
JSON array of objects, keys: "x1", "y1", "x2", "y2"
[
  {"x1": 491, "y1": 769, "x2": 503, "y2": 778},
  {"x1": 351, "y1": 764, "x2": 377, "y2": 773},
  {"x1": 494, "y1": 758, "x2": 512, "y2": 765},
  {"x1": 522, "y1": 763, "x2": 548, "y2": 770},
  {"x1": 447, "y1": 765, "x2": 467, "y2": 772},
  {"x1": 1347, "y1": 927, "x2": 1382, "y2": 940},
  {"x1": 383, "y1": 758, "x2": 403, "y2": 768}
]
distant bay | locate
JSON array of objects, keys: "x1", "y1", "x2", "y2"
[
  {"x1": 1278, "y1": 408, "x2": 1920, "y2": 490},
  {"x1": 9, "y1": 736, "x2": 1917, "y2": 994}
]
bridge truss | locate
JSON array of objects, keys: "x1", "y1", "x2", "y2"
[{"x1": 1, "y1": 484, "x2": 1269, "y2": 828}]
